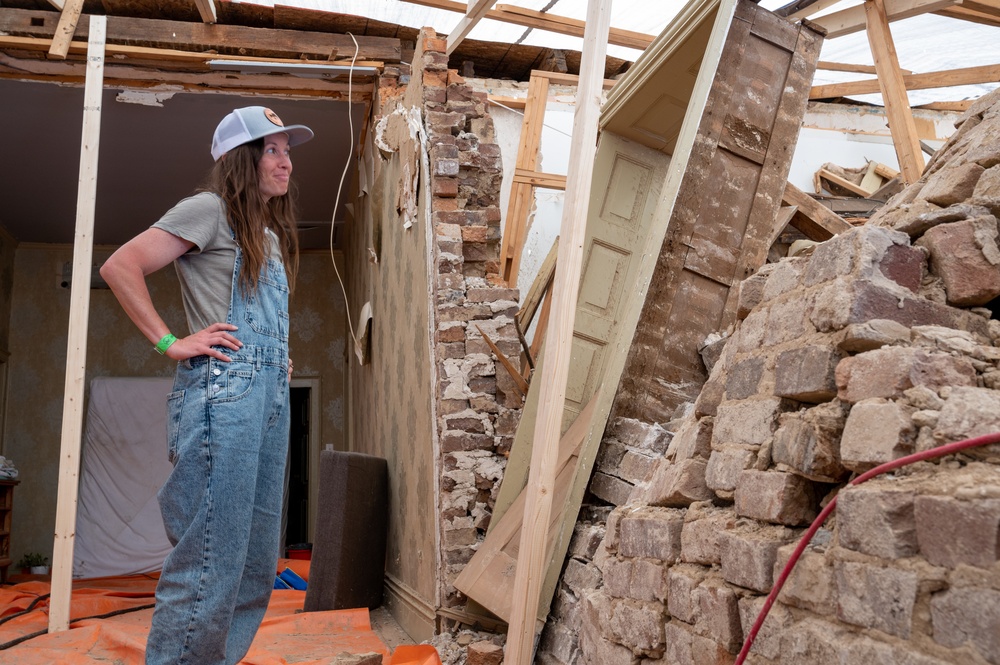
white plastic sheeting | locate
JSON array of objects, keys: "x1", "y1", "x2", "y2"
[{"x1": 73, "y1": 377, "x2": 174, "y2": 579}]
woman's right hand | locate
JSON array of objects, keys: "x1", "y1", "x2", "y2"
[{"x1": 165, "y1": 323, "x2": 242, "y2": 361}]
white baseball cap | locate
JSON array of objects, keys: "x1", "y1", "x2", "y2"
[{"x1": 211, "y1": 106, "x2": 314, "y2": 161}]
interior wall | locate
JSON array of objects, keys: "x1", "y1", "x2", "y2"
[
  {"x1": 0, "y1": 225, "x2": 15, "y2": 354},
  {"x1": 3, "y1": 244, "x2": 347, "y2": 567},
  {"x1": 345, "y1": 67, "x2": 439, "y2": 640}
]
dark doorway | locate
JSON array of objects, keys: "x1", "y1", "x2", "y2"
[{"x1": 285, "y1": 386, "x2": 311, "y2": 550}]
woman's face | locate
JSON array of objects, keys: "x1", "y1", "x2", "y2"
[{"x1": 257, "y1": 133, "x2": 292, "y2": 202}]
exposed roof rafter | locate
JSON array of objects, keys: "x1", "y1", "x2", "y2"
[
  {"x1": 446, "y1": 0, "x2": 498, "y2": 55},
  {"x1": 193, "y1": 0, "x2": 218, "y2": 24}
]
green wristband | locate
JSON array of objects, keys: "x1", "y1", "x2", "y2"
[{"x1": 155, "y1": 333, "x2": 177, "y2": 355}]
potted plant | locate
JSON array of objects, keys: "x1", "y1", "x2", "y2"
[{"x1": 16, "y1": 552, "x2": 49, "y2": 575}]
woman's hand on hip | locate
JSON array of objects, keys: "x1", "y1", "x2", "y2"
[{"x1": 165, "y1": 323, "x2": 242, "y2": 361}]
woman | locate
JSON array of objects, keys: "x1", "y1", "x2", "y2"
[{"x1": 100, "y1": 106, "x2": 313, "y2": 665}]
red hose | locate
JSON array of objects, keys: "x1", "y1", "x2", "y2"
[{"x1": 734, "y1": 430, "x2": 1000, "y2": 665}]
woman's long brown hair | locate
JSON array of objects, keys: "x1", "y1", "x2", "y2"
[{"x1": 207, "y1": 139, "x2": 299, "y2": 295}]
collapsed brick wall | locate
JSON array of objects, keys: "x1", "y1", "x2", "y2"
[
  {"x1": 535, "y1": 91, "x2": 1000, "y2": 664},
  {"x1": 410, "y1": 29, "x2": 526, "y2": 612}
]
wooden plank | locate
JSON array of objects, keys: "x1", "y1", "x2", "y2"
[
  {"x1": 812, "y1": 0, "x2": 959, "y2": 38},
  {"x1": 49, "y1": 13, "x2": 105, "y2": 635},
  {"x1": 400, "y1": 0, "x2": 655, "y2": 50},
  {"x1": 775, "y1": 0, "x2": 844, "y2": 19},
  {"x1": 933, "y1": 4, "x2": 1000, "y2": 25},
  {"x1": 499, "y1": 74, "x2": 550, "y2": 287},
  {"x1": 782, "y1": 181, "x2": 853, "y2": 241},
  {"x1": 475, "y1": 324, "x2": 529, "y2": 397},
  {"x1": 859, "y1": 161, "x2": 884, "y2": 193},
  {"x1": 529, "y1": 69, "x2": 619, "y2": 90},
  {"x1": 0, "y1": 8, "x2": 402, "y2": 62},
  {"x1": 194, "y1": 0, "x2": 218, "y2": 24},
  {"x1": 818, "y1": 167, "x2": 873, "y2": 197},
  {"x1": 915, "y1": 100, "x2": 975, "y2": 111},
  {"x1": 525, "y1": 286, "x2": 552, "y2": 379},
  {"x1": 447, "y1": 0, "x2": 499, "y2": 55},
  {"x1": 866, "y1": 0, "x2": 925, "y2": 184},
  {"x1": 517, "y1": 239, "x2": 558, "y2": 332},
  {"x1": 512, "y1": 168, "x2": 567, "y2": 190},
  {"x1": 818, "y1": 60, "x2": 911, "y2": 75},
  {"x1": 488, "y1": 95, "x2": 527, "y2": 110},
  {"x1": 809, "y1": 63, "x2": 1000, "y2": 99},
  {"x1": 873, "y1": 162, "x2": 900, "y2": 180},
  {"x1": 47, "y1": 0, "x2": 85, "y2": 60},
  {"x1": 506, "y1": 0, "x2": 611, "y2": 659}
]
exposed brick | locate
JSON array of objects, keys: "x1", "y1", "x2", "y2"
[
  {"x1": 579, "y1": 592, "x2": 636, "y2": 665},
  {"x1": 467, "y1": 641, "x2": 503, "y2": 665},
  {"x1": 433, "y1": 176, "x2": 459, "y2": 197},
  {"x1": 915, "y1": 496, "x2": 1000, "y2": 568},
  {"x1": 466, "y1": 287, "x2": 518, "y2": 303},
  {"x1": 725, "y1": 356, "x2": 765, "y2": 401},
  {"x1": 643, "y1": 458, "x2": 713, "y2": 507},
  {"x1": 838, "y1": 318, "x2": 912, "y2": 353},
  {"x1": 835, "y1": 346, "x2": 977, "y2": 404},
  {"x1": 917, "y1": 218, "x2": 1000, "y2": 306},
  {"x1": 608, "y1": 417, "x2": 671, "y2": 454},
  {"x1": 719, "y1": 525, "x2": 798, "y2": 593},
  {"x1": 840, "y1": 398, "x2": 916, "y2": 472},
  {"x1": 694, "y1": 379, "x2": 725, "y2": 418},
  {"x1": 734, "y1": 470, "x2": 820, "y2": 526},
  {"x1": 423, "y1": 69, "x2": 448, "y2": 89},
  {"x1": 774, "y1": 345, "x2": 844, "y2": 403},
  {"x1": 835, "y1": 560, "x2": 917, "y2": 639},
  {"x1": 803, "y1": 231, "x2": 857, "y2": 287},
  {"x1": 461, "y1": 225, "x2": 489, "y2": 243},
  {"x1": 738, "y1": 596, "x2": 793, "y2": 660},
  {"x1": 877, "y1": 242, "x2": 925, "y2": 293},
  {"x1": 706, "y1": 448, "x2": 756, "y2": 497},
  {"x1": 607, "y1": 598, "x2": 666, "y2": 655},
  {"x1": 920, "y1": 162, "x2": 986, "y2": 206},
  {"x1": 681, "y1": 504, "x2": 737, "y2": 565},
  {"x1": 774, "y1": 544, "x2": 835, "y2": 614},
  {"x1": 563, "y1": 558, "x2": 603, "y2": 595},
  {"x1": 771, "y1": 401, "x2": 848, "y2": 482},
  {"x1": 671, "y1": 416, "x2": 714, "y2": 461},
  {"x1": 764, "y1": 296, "x2": 813, "y2": 346},
  {"x1": 837, "y1": 485, "x2": 918, "y2": 558},
  {"x1": 667, "y1": 563, "x2": 708, "y2": 623},
  {"x1": 933, "y1": 387, "x2": 1000, "y2": 458},
  {"x1": 762, "y1": 257, "x2": 806, "y2": 301},
  {"x1": 930, "y1": 587, "x2": 1000, "y2": 664},
  {"x1": 660, "y1": 620, "x2": 736, "y2": 665},
  {"x1": 589, "y1": 472, "x2": 633, "y2": 506},
  {"x1": 618, "y1": 507, "x2": 685, "y2": 562},
  {"x1": 737, "y1": 270, "x2": 770, "y2": 319},
  {"x1": 619, "y1": 450, "x2": 658, "y2": 484},
  {"x1": 603, "y1": 557, "x2": 668, "y2": 603}
]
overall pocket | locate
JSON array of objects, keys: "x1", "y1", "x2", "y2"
[{"x1": 207, "y1": 360, "x2": 256, "y2": 403}]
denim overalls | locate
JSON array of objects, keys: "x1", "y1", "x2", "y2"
[{"x1": 146, "y1": 245, "x2": 290, "y2": 665}]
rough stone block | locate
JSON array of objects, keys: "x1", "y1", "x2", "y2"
[
  {"x1": 736, "y1": 309, "x2": 768, "y2": 354},
  {"x1": 972, "y1": 162, "x2": 1000, "y2": 212},
  {"x1": 719, "y1": 525, "x2": 798, "y2": 593},
  {"x1": 762, "y1": 257, "x2": 806, "y2": 302},
  {"x1": 467, "y1": 641, "x2": 503, "y2": 665},
  {"x1": 660, "y1": 620, "x2": 736, "y2": 665},
  {"x1": 774, "y1": 544, "x2": 835, "y2": 614},
  {"x1": 693, "y1": 576, "x2": 744, "y2": 653},
  {"x1": 602, "y1": 557, "x2": 667, "y2": 603},
  {"x1": 706, "y1": 448, "x2": 756, "y2": 497},
  {"x1": 681, "y1": 504, "x2": 737, "y2": 565},
  {"x1": 699, "y1": 333, "x2": 730, "y2": 375},
  {"x1": 589, "y1": 472, "x2": 634, "y2": 507},
  {"x1": 915, "y1": 496, "x2": 1000, "y2": 568},
  {"x1": 930, "y1": 587, "x2": 1000, "y2": 664},
  {"x1": 774, "y1": 345, "x2": 844, "y2": 403},
  {"x1": 837, "y1": 485, "x2": 918, "y2": 558},
  {"x1": 579, "y1": 592, "x2": 638, "y2": 665},
  {"x1": 803, "y1": 231, "x2": 856, "y2": 287},
  {"x1": 618, "y1": 507, "x2": 685, "y2": 562},
  {"x1": 726, "y1": 356, "x2": 766, "y2": 401},
  {"x1": 917, "y1": 218, "x2": 1000, "y2": 306},
  {"x1": 764, "y1": 297, "x2": 814, "y2": 346},
  {"x1": 667, "y1": 563, "x2": 707, "y2": 623},
  {"x1": 932, "y1": 386, "x2": 1000, "y2": 458},
  {"x1": 780, "y1": 618, "x2": 852, "y2": 664},
  {"x1": 920, "y1": 162, "x2": 986, "y2": 206},
  {"x1": 835, "y1": 560, "x2": 917, "y2": 638},
  {"x1": 835, "y1": 346, "x2": 977, "y2": 404},
  {"x1": 671, "y1": 416, "x2": 714, "y2": 462},
  {"x1": 601, "y1": 557, "x2": 632, "y2": 600},
  {"x1": 838, "y1": 319, "x2": 912, "y2": 353},
  {"x1": 738, "y1": 596, "x2": 793, "y2": 660},
  {"x1": 712, "y1": 398, "x2": 786, "y2": 449},
  {"x1": 694, "y1": 379, "x2": 725, "y2": 418},
  {"x1": 607, "y1": 417, "x2": 671, "y2": 455},
  {"x1": 563, "y1": 558, "x2": 603, "y2": 595},
  {"x1": 607, "y1": 598, "x2": 666, "y2": 655},
  {"x1": 771, "y1": 401, "x2": 848, "y2": 482},
  {"x1": 644, "y1": 458, "x2": 714, "y2": 508},
  {"x1": 619, "y1": 450, "x2": 659, "y2": 484},
  {"x1": 734, "y1": 470, "x2": 819, "y2": 526},
  {"x1": 737, "y1": 270, "x2": 770, "y2": 319},
  {"x1": 874, "y1": 242, "x2": 925, "y2": 293},
  {"x1": 840, "y1": 398, "x2": 916, "y2": 472}
]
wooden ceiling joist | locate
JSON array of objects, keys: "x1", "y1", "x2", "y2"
[
  {"x1": 933, "y1": 1, "x2": 1000, "y2": 27},
  {"x1": 1, "y1": 8, "x2": 402, "y2": 62},
  {"x1": 47, "y1": 0, "x2": 84, "y2": 60},
  {"x1": 774, "y1": 0, "x2": 844, "y2": 20},
  {"x1": 810, "y1": 62, "x2": 1000, "y2": 98},
  {"x1": 446, "y1": 0, "x2": 498, "y2": 55},
  {"x1": 402, "y1": 0, "x2": 654, "y2": 50},
  {"x1": 193, "y1": 0, "x2": 218, "y2": 24},
  {"x1": 818, "y1": 60, "x2": 911, "y2": 75},
  {"x1": 812, "y1": 0, "x2": 959, "y2": 39}
]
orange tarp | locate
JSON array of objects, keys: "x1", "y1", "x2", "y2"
[{"x1": 0, "y1": 560, "x2": 441, "y2": 665}]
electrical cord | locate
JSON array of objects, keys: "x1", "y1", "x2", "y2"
[
  {"x1": 0, "y1": 593, "x2": 49, "y2": 627},
  {"x1": 0, "y1": 599, "x2": 156, "y2": 651},
  {"x1": 735, "y1": 430, "x2": 1000, "y2": 665}
]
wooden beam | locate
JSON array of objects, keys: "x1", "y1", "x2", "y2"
[
  {"x1": 446, "y1": 0, "x2": 499, "y2": 55},
  {"x1": 809, "y1": 63, "x2": 1000, "y2": 98},
  {"x1": 512, "y1": 168, "x2": 568, "y2": 190},
  {"x1": 774, "y1": 0, "x2": 844, "y2": 20},
  {"x1": 818, "y1": 167, "x2": 874, "y2": 197},
  {"x1": 0, "y1": 8, "x2": 402, "y2": 62},
  {"x1": 916, "y1": 100, "x2": 974, "y2": 111},
  {"x1": 529, "y1": 68, "x2": 619, "y2": 90},
  {"x1": 783, "y1": 182, "x2": 853, "y2": 241},
  {"x1": 475, "y1": 325, "x2": 529, "y2": 397},
  {"x1": 506, "y1": 0, "x2": 611, "y2": 660},
  {"x1": 401, "y1": 0, "x2": 655, "y2": 50},
  {"x1": 49, "y1": 13, "x2": 105, "y2": 635},
  {"x1": 812, "y1": 0, "x2": 959, "y2": 38},
  {"x1": 818, "y1": 60, "x2": 912, "y2": 75},
  {"x1": 516, "y1": 239, "x2": 558, "y2": 332},
  {"x1": 193, "y1": 0, "x2": 218, "y2": 24},
  {"x1": 865, "y1": 0, "x2": 925, "y2": 183},
  {"x1": 47, "y1": 0, "x2": 85, "y2": 60},
  {"x1": 933, "y1": 4, "x2": 1000, "y2": 26},
  {"x1": 488, "y1": 95, "x2": 527, "y2": 110}
]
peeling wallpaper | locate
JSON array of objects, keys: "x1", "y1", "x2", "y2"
[{"x1": 2, "y1": 244, "x2": 347, "y2": 566}]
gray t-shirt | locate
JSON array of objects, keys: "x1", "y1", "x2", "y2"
[{"x1": 152, "y1": 192, "x2": 279, "y2": 334}]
